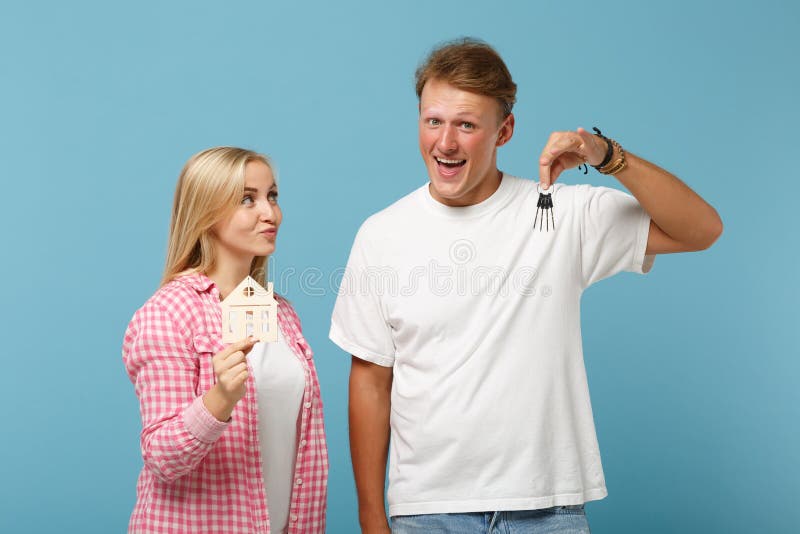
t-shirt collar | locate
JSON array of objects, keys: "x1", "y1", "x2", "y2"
[{"x1": 421, "y1": 172, "x2": 515, "y2": 219}]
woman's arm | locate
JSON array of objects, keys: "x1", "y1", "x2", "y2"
[{"x1": 123, "y1": 301, "x2": 228, "y2": 483}]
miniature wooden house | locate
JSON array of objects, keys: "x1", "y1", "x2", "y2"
[{"x1": 221, "y1": 276, "x2": 278, "y2": 343}]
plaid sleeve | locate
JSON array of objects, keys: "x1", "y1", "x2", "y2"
[{"x1": 123, "y1": 300, "x2": 229, "y2": 483}]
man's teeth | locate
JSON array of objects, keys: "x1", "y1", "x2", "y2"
[{"x1": 436, "y1": 157, "x2": 466, "y2": 164}]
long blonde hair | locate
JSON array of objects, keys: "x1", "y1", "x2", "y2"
[{"x1": 161, "y1": 147, "x2": 273, "y2": 287}]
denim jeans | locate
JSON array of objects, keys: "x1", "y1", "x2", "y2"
[{"x1": 391, "y1": 505, "x2": 590, "y2": 533}]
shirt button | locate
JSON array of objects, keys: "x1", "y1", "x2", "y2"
[
  {"x1": 291, "y1": 514, "x2": 298, "y2": 522},
  {"x1": 304, "y1": 401, "x2": 312, "y2": 409},
  {"x1": 295, "y1": 477, "x2": 303, "y2": 485},
  {"x1": 300, "y1": 439, "x2": 307, "y2": 447}
]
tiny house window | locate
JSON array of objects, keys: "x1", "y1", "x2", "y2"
[
  {"x1": 243, "y1": 286, "x2": 255, "y2": 297},
  {"x1": 246, "y1": 310, "x2": 254, "y2": 320},
  {"x1": 246, "y1": 322, "x2": 254, "y2": 336},
  {"x1": 228, "y1": 311, "x2": 237, "y2": 333}
]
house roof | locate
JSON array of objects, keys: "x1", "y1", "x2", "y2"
[{"x1": 220, "y1": 276, "x2": 275, "y2": 306}]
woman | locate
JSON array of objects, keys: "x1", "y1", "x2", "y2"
[{"x1": 123, "y1": 147, "x2": 327, "y2": 533}]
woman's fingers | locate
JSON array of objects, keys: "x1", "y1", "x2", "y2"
[
  {"x1": 216, "y1": 361, "x2": 249, "y2": 402},
  {"x1": 206, "y1": 339, "x2": 254, "y2": 410},
  {"x1": 218, "y1": 337, "x2": 257, "y2": 360},
  {"x1": 221, "y1": 362, "x2": 248, "y2": 384},
  {"x1": 213, "y1": 337, "x2": 257, "y2": 373}
]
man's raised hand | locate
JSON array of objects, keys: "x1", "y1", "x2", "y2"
[{"x1": 538, "y1": 127, "x2": 608, "y2": 188}]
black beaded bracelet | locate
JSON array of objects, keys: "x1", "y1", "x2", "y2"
[{"x1": 592, "y1": 127, "x2": 614, "y2": 169}]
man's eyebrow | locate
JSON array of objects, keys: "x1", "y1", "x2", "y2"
[{"x1": 421, "y1": 109, "x2": 481, "y2": 118}]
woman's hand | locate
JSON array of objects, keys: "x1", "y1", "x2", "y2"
[{"x1": 203, "y1": 337, "x2": 258, "y2": 421}]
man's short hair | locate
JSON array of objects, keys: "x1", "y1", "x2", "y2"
[{"x1": 415, "y1": 38, "x2": 517, "y2": 118}]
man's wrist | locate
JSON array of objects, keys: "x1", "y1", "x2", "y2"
[
  {"x1": 597, "y1": 138, "x2": 627, "y2": 175},
  {"x1": 359, "y1": 506, "x2": 390, "y2": 528},
  {"x1": 359, "y1": 518, "x2": 391, "y2": 533}
]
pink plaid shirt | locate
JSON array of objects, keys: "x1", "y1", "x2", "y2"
[{"x1": 123, "y1": 273, "x2": 328, "y2": 533}]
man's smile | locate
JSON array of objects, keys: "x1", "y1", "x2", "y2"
[{"x1": 435, "y1": 156, "x2": 467, "y2": 168}]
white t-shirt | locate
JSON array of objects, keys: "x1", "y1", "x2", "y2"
[
  {"x1": 248, "y1": 329, "x2": 306, "y2": 533},
  {"x1": 330, "y1": 175, "x2": 654, "y2": 516}
]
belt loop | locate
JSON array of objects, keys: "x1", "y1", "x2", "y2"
[{"x1": 488, "y1": 511, "x2": 500, "y2": 533}]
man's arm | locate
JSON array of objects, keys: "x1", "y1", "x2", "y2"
[
  {"x1": 614, "y1": 152, "x2": 722, "y2": 254},
  {"x1": 538, "y1": 127, "x2": 723, "y2": 254},
  {"x1": 349, "y1": 356, "x2": 393, "y2": 533}
]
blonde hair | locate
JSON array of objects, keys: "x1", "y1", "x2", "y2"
[{"x1": 161, "y1": 146, "x2": 273, "y2": 287}]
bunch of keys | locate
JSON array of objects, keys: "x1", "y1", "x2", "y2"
[
  {"x1": 534, "y1": 133, "x2": 596, "y2": 232},
  {"x1": 533, "y1": 184, "x2": 555, "y2": 232}
]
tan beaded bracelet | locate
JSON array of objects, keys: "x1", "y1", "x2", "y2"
[{"x1": 598, "y1": 138, "x2": 627, "y2": 175}]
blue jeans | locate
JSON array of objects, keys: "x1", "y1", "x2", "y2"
[{"x1": 391, "y1": 505, "x2": 590, "y2": 533}]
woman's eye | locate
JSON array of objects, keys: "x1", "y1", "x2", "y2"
[
  {"x1": 241, "y1": 195, "x2": 254, "y2": 205},
  {"x1": 268, "y1": 191, "x2": 279, "y2": 203}
]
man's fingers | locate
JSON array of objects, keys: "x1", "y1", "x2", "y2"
[
  {"x1": 539, "y1": 160, "x2": 551, "y2": 189},
  {"x1": 549, "y1": 134, "x2": 580, "y2": 155},
  {"x1": 576, "y1": 127, "x2": 604, "y2": 163},
  {"x1": 575, "y1": 128, "x2": 591, "y2": 153},
  {"x1": 550, "y1": 161, "x2": 565, "y2": 184},
  {"x1": 576, "y1": 127, "x2": 594, "y2": 144},
  {"x1": 540, "y1": 130, "x2": 596, "y2": 188},
  {"x1": 541, "y1": 134, "x2": 578, "y2": 170}
]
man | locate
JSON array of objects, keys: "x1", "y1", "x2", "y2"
[{"x1": 330, "y1": 38, "x2": 722, "y2": 533}]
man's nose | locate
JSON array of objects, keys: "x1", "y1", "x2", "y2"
[{"x1": 437, "y1": 126, "x2": 457, "y2": 153}]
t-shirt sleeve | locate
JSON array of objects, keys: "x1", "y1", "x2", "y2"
[
  {"x1": 329, "y1": 222, "x2": 396, "y2": 367},
  {"x1": 579, "y1": 185, "x2": 655, "y2": 288}
]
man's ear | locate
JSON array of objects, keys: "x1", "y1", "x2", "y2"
[{"x1": 496, "y1": 113, "x2": 515, "y2": 147}]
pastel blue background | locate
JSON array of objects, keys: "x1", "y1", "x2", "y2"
[{"x1": 1, "y1": 1, "x2": 797, "y2": 533}]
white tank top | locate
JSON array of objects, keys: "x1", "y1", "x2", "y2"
[{"x1": 248, "y1": 328, "x2": 305, "y2": 533}]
